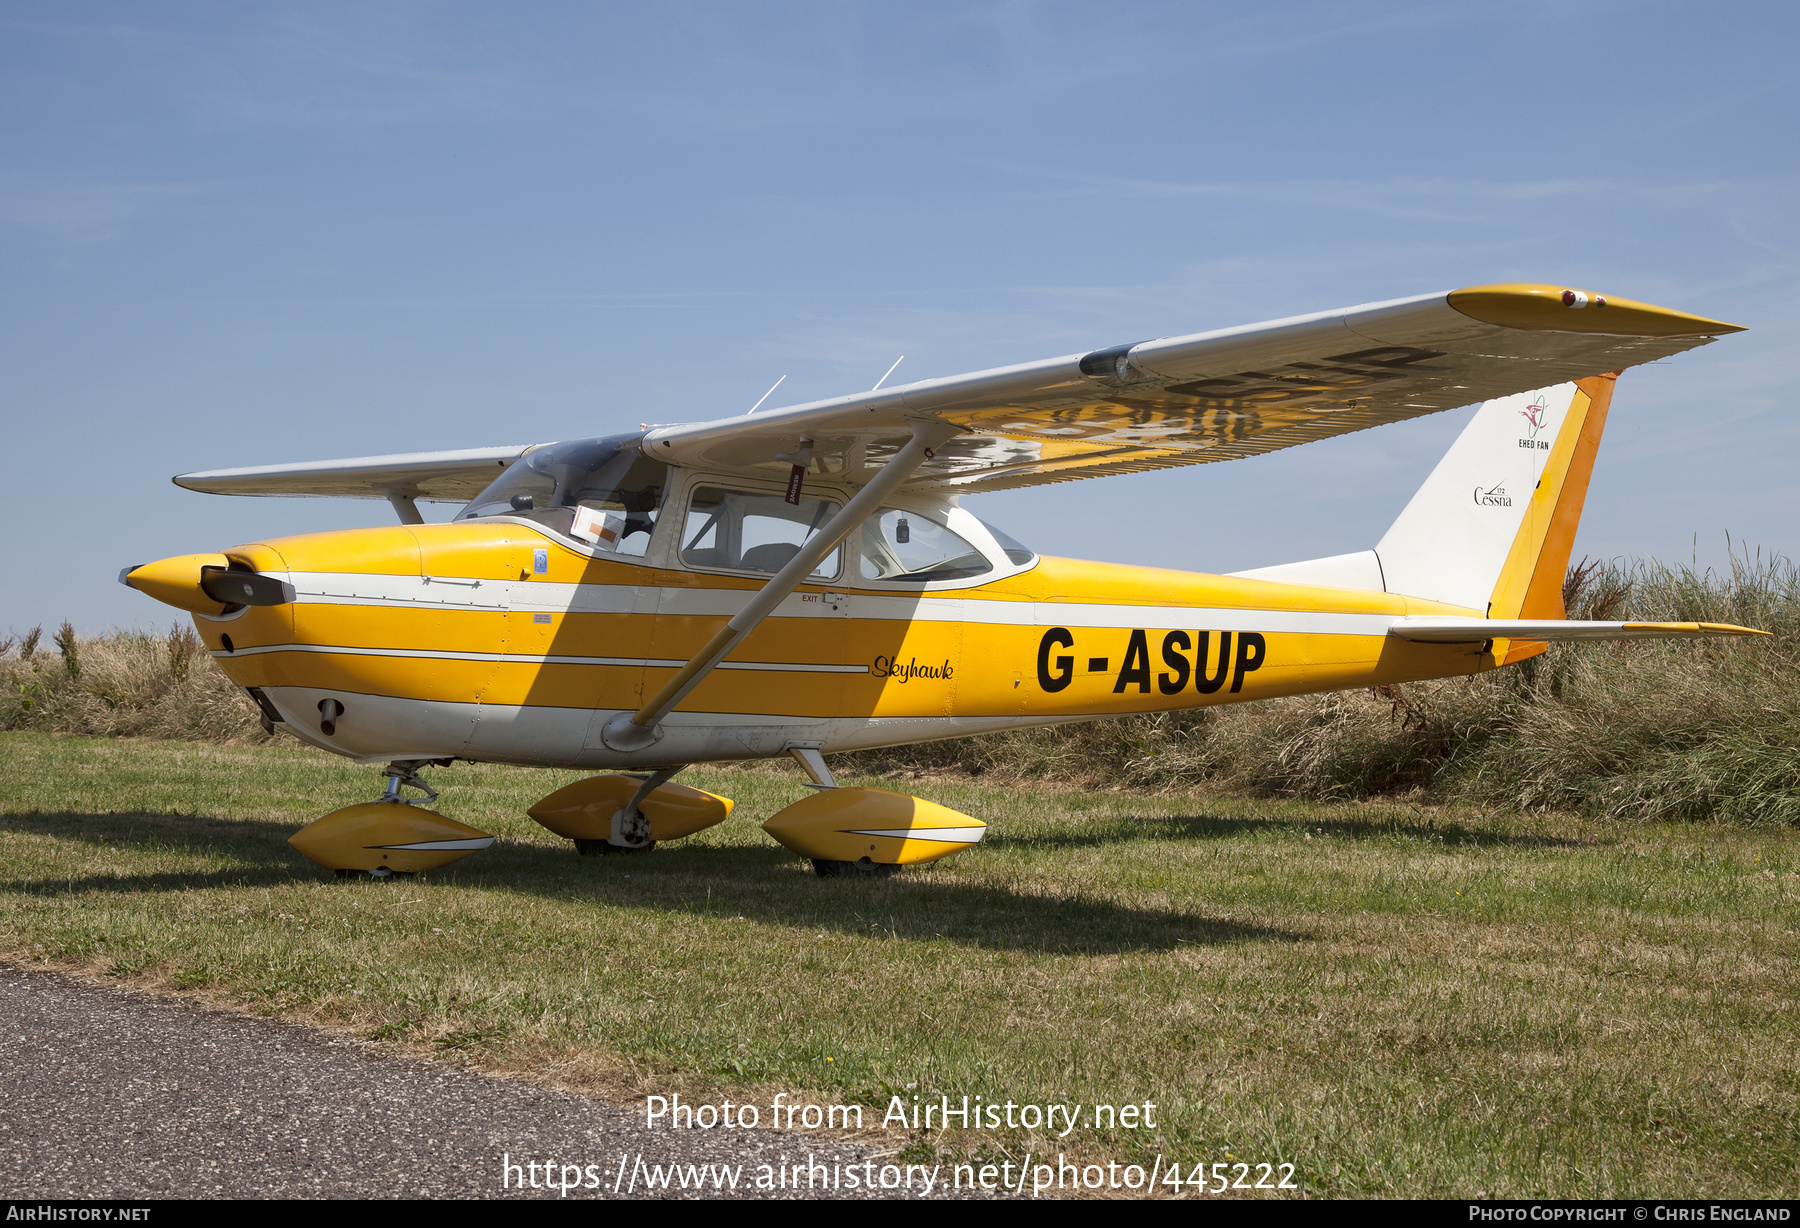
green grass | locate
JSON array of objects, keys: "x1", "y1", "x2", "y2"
[{"x1": 1, "y1": 731, "x2": 1796, "y2": 1197}]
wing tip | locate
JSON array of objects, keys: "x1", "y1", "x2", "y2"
[
  {"x1": 1448, "y1": 283, "x2": 1745, "y2": 338},
  {"x1": 1607, "y1": 621, "x2": 1769, "y2": 638}
]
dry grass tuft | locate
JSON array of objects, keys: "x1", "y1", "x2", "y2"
[{"x1": 0, "y1": 623, "x2": 264, "y2": 742}]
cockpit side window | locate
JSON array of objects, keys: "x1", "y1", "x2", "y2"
[
  {"x1": 459, "y1": 436, "x2": 668, "y2": 558},
  {"x1": 680, "y1": 486, "x2": 842, "y2": 578},
  {"x1": 859, "y1": 509, "x2": 993, "y2": 582},
  {"x1": 977, "y1": 518, "x2": 1037, "y2": 567}
]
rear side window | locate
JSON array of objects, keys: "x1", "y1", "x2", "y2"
[{"x1": 680, "y1": 486, "x2": 842, "y2": 578}]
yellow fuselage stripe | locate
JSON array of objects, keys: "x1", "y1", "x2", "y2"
[{"x1": 203, "y1": 524, "x2": 1492, "y2": 721}]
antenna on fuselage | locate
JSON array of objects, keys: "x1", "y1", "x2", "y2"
[
  {"x1": 747, "y1": 375, "x2": 786, "y2": 415},
  {"x1": 872, "y1": 356, "x2": 905, "y2": 391}
]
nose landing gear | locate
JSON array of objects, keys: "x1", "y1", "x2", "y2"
[
  {"x1": 380, "y1": 760, "x2": 440, "y2": 805},
  {"x1": 289, "y1": 759, "x2": 495, "y2": 877}
]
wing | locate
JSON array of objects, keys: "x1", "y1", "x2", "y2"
[
  {"x1": 174, "y1": 445, "x2": 530, "y2": 502},
  {"x1": 645, "y1": 283, "x2": 1742, "y2": 493}
]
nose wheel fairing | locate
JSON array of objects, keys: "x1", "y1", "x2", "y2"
[
  {"x1": 288, "y1": 801, "x2": 495, "y2": 875},
  {"x1": 288, "y1": 760, "x2": 494, "y2": 876}
]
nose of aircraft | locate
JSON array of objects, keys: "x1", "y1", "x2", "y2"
[{"x1": 120, "y1": 553, "x2": 296, "y2": 615}]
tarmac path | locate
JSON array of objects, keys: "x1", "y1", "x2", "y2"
[{"x1": 0, "y1": 964, "x2": 957, "y2": 1199}]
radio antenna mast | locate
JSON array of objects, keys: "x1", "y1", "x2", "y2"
[
  {"x1": 871, "y1": 356, "x2": 905, "y2": 391},
  {"x1": 747, "y1": 375, "x2": 786, "y2": 415}
]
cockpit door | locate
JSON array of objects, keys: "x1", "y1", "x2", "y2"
[{"x1": 642, "y1": 477, "x2": 857, "y2": 735}]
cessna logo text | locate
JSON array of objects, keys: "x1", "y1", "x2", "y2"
[
  {"x1": 1036, "y1": 628, "x2": 1266, "y2": 695},
  {"x1": 873, "y1": 655, "x2": 955, "y2": 683},
  {"x1": 1473, "y1": 482, "x2": 1512, "y2": 507}
]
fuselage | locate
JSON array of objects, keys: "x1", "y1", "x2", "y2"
[{"x1": 197, "y1": 514, "x2": 1499, "y2": 770}]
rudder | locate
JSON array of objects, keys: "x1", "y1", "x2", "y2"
[{"x1": 1487, "y1": 372, "x2": 1618, "y2": 621}]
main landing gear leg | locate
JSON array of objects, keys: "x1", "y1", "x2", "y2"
[
  {"x1": 527, "y1": 770, "x2": 734, "y2": 854},
  {"x1": 574, "y1": 765, "x2": 684, "y2": 856}
]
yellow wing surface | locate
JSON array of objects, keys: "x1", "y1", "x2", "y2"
[
  {"x1": 642, "y1": 283, "x2": 1741, "y2": 494},
  {"x1": 173, "y1": 283, "x2": 1739, "y2": 505}
]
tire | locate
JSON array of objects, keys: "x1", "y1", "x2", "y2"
[
  {"x1": 812, "y1": 857, "x2": 896, "y2": 879},
  {"x1": 576, "y1": 839, "x2": 657, "y2": 856}
]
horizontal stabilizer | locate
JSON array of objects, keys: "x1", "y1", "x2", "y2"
[{"x1": 1389, "y1": 618, "x2": 1767, "y2": 643}]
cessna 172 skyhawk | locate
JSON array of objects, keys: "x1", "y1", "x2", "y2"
[{"x1": 122, "y1": 283, "x2": 1758, "y2": 878}]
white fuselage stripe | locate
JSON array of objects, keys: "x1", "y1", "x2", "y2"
[
  {"x1": 373, "y1": 838, "x2": 496, "y2": 851},
  {"x1": 843, "y1": 826, "x2": 986, "y2": 844},
  {"x1": 278, "y1": 571, "x2": 1403, "y2": 637},
  {"x1": 212, "y1": 643, "x2": 870, "y2": 673}
]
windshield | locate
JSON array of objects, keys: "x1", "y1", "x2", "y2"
[{"x1": 459, "y1": 435, "x2": 669, "y2": 557}]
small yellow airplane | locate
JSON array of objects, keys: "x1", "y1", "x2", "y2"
[{"x1": 122, "y1": 283, "x2": 1758, "y2": 878}]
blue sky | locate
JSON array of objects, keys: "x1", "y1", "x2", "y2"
[{"x1": 3, "y1": 2, "x2": 1796, "y2": 634}]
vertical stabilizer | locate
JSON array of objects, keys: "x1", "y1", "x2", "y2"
[
  {"x1": 1228, "y1": 373, "x2": 1622, "y2": 624},
  {"x1": 1374, "y1": 374, "x2": 1618, "y2": 617}
]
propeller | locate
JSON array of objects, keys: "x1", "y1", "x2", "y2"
[{"x1": 199, "y1": 568, "x2": 295, "y2": 607}]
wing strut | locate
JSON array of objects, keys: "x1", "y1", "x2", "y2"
[
  {"x1": 382, "y1": 490, "x2": 425, "y2": 525},
  {"x1": 600, "y1": 418, "x2": 962, "y2": 752}
]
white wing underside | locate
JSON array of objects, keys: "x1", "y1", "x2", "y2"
[
  {"x1": 176, "y1": 446, "x2": 529, "y2": 501},
  {"x1": 173, "y1": 288, "x2": 1728, "y2": 500}
]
